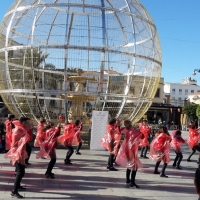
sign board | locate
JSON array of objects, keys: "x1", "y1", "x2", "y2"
[{"x1": 90, "y1": 111, "x2": 108, "y2": 150}]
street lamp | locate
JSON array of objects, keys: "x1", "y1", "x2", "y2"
[{"x1": 192, "y1": 69, "x2": 200, "y2": 76}]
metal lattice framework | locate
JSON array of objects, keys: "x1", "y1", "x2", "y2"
[{"x1": 0, "y1": 0, "x2": 162, "y2": 124}]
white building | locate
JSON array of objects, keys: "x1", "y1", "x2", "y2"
[
  {"x1": 164, "y1": 77, "x2": 200, "y2": 107},
  {"x1": 187, "y1": 92, "x2": 200, "y2": 104}
]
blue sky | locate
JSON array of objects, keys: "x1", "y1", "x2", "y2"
[{"x1": 1, "y1": 0, "x2": 200, "y2": 84}]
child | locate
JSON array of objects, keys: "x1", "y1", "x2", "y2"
[
  {"x1": 171, "y1": 129, "x2": 185, "y2": 169},
  {"x1": 187, "y1": 121, "x2": 200, "y2": 162},
  {"x1": 58, "y1": 122, "x2": 75, "y2": 164},
  {"x1": 36, "y1": 122, "x2": 61, "y2": 179},
  {"x1": 101, "y1": 118, "x2": 121, "y2": 171},
  {"x1": 116, "y1": 120, "x2": 143, "y2": 188},
  {"x1": 150, "y1": 126, "x2": 171, "y2": 178},
  {"x1": 74, "y1": 120, "x2": 83, "y2": 155},
  {"x1": 139, "y1": 119, "x2": 151, "y2": 158}
]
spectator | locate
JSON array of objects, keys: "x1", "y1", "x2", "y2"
[{"x1": 194, "y1": 164, "x2": 200, "y2": 200}]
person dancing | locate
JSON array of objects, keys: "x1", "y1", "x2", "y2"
[
  {"x1": 25, "y1": 128, "x2": 33, "y2": 165},
  {"x1": 34, "y1": 118, "x2": 46, "y2": 148},
  {"x1": 36, "y1": 122, "x2": 61, "y2": 179},
  {"x1": 4, "y1": 114, "x2": 15, "y2": 152},
  {"x1": 101, "y1": 118, "x2": 121, "y2": 171},
  {"x1": 74, "y1": 120, "x2": 83, "y2": 155},
  {"x1": 58, "y1": 121, "x2": 75, "y2": 164},
  {"x1": 5, "y1": 117, "x2": 32, "y2": 198},
  {"x1": 116, "y1": 120, "x2": 143, "y2": 188},
  {"x1": 171, "y1": 129, "x2": 185, "y2": 169},
  {"x1": 150, "y1": 126, "x2": 171, "y2": 178},
  {"x1": 187, "y1": 121, "x2": 200, "y2": 163},
  {"x1": 139, "y1": 119, "x2": 151, "y2": 159}
]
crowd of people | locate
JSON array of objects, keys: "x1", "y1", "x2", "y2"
[
  {"x1": 101, "y1": 118, "x2": 200, "y2": 198},
  {"x1": 3, "y1": 115, "x2": 83, "y2": 198},
  {"x1": 2, "y1": 114, "x2": 200, "y2": 199}
]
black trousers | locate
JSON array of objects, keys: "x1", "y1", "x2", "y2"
[
  {"x1": 188, "y1": 145, "x2": 200, "y2": 160},
  {"x1": 126, "y1": 168, "x2": 137, "y2": 184},
  {"x1": 46, "y1": 158, "x2": 56, "y2": 175},
  {"x1": 76, "y1": 142, "x2": 82, "y2": 152},
  {"x1": 173, "y1": 152, "x2": 183, "y2": 166},
  {"x1": 107, "y1": 153, "x2": 114, "y2": 168},
  {"x1": 140, "y1": 146, "x2": 148, "y2": 156},
  {"x1": 14, "y1": 162, "x2": 25, "y2": 193},
  {"x1": 25, "y1": 143, "x2": 32, "y2": 164},
  {"x1": 66, "y1": 146, "x2": 74, "y2": 161}
]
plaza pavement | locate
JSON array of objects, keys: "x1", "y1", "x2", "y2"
[{"x1": 0, "y1": 130, "x2": 199, "y2": 200}]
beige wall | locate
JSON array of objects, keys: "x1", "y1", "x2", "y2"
[{"x1": 153, "y1": 77, "x2": 164, "y2": 103}]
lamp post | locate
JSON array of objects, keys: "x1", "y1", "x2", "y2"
[{"x1": 192, "y1": 69, "x2": 200, "y2": 76}]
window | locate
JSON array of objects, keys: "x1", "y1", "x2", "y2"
[
  {"x1": 179, "y1": 89, "x2": 182, "y2": 95},
  {"x1": 171, "y1": 97, "x2": 175, "y2": 100},
  {"x1": 155, "y1": 88, "x2": 160, "y2": 98},
  {"x1": 178, "y1": 97, "x2": 182, "y2": 100},
  {"x1": 172, "y1": 88, "x2": 175, "y2": 95},
  {"x1": 191, "y1": 90, "x2": 194, "y2": 93},
  {"x1": 185, "y1": 89, "x2": 188, "y2": 94}
]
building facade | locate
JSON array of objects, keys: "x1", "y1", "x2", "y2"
[
  {"x1": 146, "y1": 77, "x2": 182, "y2": 128},
  {"x1": 164, "y1": 77, "x2": 200, "y2": 107}
]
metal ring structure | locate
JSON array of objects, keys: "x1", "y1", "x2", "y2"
[{"x1": 0, "y1": 0, "x2": 162, "y2": 124}]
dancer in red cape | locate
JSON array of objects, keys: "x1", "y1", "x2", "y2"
[
  {"x1": 34, "y1": 118, "x2": 46, "y2": 147},
  {"x1": 171, "y1": 129, "x2": 185, "y2": 169},
  {"x1": 116, "y1": 120, "x2": 143, "y2": 188},
  {"x1": 187, "y1": 121, "x2": 200, "y2": 163},
  {"x1": 5, "y1": 117, "x2": 32, "y2": 198},
  {"x1": 74, "y1": 120, "x2": 83, "y2": 155},
  {"x1": 4, "y1": 114, "x2": 15, "y2": 151},
  {"x1": 150, "y1": 126, "x2": 171, "y2": 178},
  {"x1": 58, "y1": 122, "x2": 75, "y2": 164},
  {"x1": 139, "y1": 119, "x2": 151, "y2": 158},
  {"x1": 101, "y1": 118, "x2": 121, "y2": 171},
  {"x1": 36, "y1": 122, "x2": 61, "y2": 179}
]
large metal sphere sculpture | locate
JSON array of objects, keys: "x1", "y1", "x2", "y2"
[{"x1": 0, "y1": 0, "x2": 161, "y2": 124}]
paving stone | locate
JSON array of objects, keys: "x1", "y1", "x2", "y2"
[{"x1": 0, "y1": 131, "x2": 199, "y2": 199}]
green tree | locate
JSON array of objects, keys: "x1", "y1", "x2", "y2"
[
  {"x1": 182, "y1": 104, "x2": 198, "y2": 121},
  {"x1": 196, "y1": 105, "x2": 200, "y2": 118}
]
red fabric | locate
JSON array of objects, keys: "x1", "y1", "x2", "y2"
[
  {"x1": 170, "y1": 130, "x2": 185, "y2": 153},
  {"x1": 139, "y1": 124, "x2": 151, "y2": 147},
  {"x1": 149, "y1": 133, "x2": 171, "y2": 163},
  {"x1": 34, "y1": 123, "x2": 46, "y2": 147},
  {"x1": 58, "y1": 115, "x2": 65, "y2": 122},
  {"x1": 27, "y1": 129, "x2": 33, "y2": 142},
  {"x1": 116, "y1": 128, "x2": 143, "y2": 170},
  {"x1": 36, "y1": 127, "x2": 60, "y2": 159},
  {"x1": 4, "y1": 120, "x2": 30, "y2": 166},
  {"x1": 4, "y1": 119, "x2": 13, "y2": 150},
  {"x1": 58, "y1": 124, "x2": 75, "y2": 146},
  {"x1": 187, "y1": 128, "x2": 200, "y2": 149},
  {"x1": 101, "y1": 124, "x2": 121, "y2": 156},
  {"x1": 73, "y1": 123, "x2": 83, "y2": 145}
]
